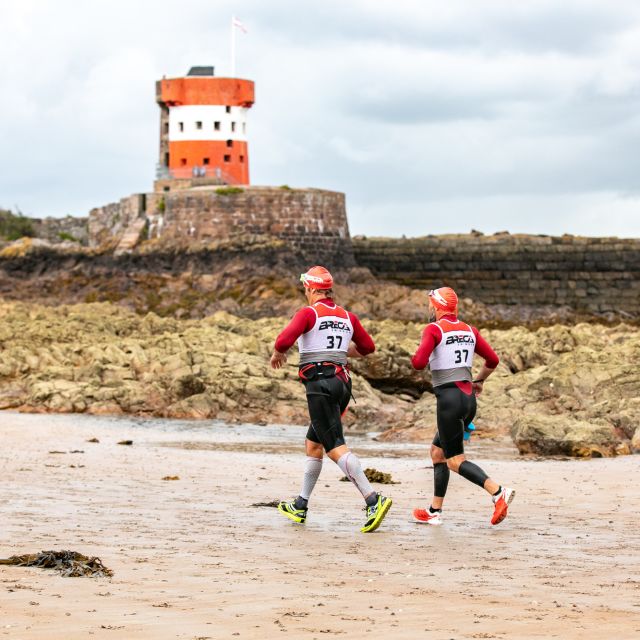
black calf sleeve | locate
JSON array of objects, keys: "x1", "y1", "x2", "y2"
[
  {"x1": 433, "y1": 462, "x2": 450, "y2": 498},
  {"x1": 458, "y1": 460, "x2": 489, "y2": 488}
]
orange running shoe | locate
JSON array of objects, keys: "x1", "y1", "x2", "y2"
[
  {"x1": 413, "y1": 508, "x2": 442, "y2": 525},
  {"x1": 491, "y1": 487, "x2": 515, "y2": 525}
]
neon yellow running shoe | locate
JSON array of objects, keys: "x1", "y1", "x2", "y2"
[
  {"x1": 361, "y1": 494, "x2": 392, "y2": 533},
  {"x1": 277, "y1": 500, "x2": 307, "y2": 524}
]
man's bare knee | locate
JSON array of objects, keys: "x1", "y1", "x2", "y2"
[
  {"x1": 305, "y1": 439, "x2": 324, "y2": 458},
  {"x1": 447, "y1": 454, "x2": 466, "y2": 472},
  {"x1": 431, "y1": 445, "x2": 446, "y2": 464}
]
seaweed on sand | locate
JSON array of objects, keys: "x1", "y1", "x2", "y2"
[
  {"x1": 340, "y1": 468, "x2": 399, "y2": 484},
  {"x1": 0, "y1": 550, "x2": 113, "y2": 578}
]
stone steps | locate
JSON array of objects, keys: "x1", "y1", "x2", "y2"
[{"x1": 114, "y1": 218, "x2": 147, "y2": 255}]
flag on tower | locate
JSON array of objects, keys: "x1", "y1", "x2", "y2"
[{"x1": 233, "y1": 17, "x2": 248, "y2": 33}]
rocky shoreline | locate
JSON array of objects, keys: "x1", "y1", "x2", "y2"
[
  {"x1": 0, "y1": 300, "x2": 637, "y2": 457},
  {"x1": 1, "y1": 238, "x2": 634, "y2": 328}
]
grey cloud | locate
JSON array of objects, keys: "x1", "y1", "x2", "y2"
[
  {"x1": 247, "y1": 0, "x2": 636, "y2": 55},
  {"x1": 348, "y1": 91, "x2": 498, "y2": 124},
  {"x1": 1, "y1": 0, "x2": 640, "y2": 237}
]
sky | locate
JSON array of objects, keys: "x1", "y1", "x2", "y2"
[{"x1": 1, "y1": 0, "x2": 640, "y2": 237}]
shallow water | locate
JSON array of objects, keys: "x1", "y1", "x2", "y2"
[{"x1": 0, "y1": 410, "x2": 519, "y2": 460}]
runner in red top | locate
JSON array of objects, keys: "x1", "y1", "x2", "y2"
[
  {"x1": 411, "y1": 286, "x2": 515, "y2": 527},
  {"x1": 270, "y1": 266, "x2": 392, "y2": 533}
]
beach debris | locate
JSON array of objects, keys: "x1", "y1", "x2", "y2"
[
  {"x1": 162, "y1": 475, "x2": 180, "y2": 481},
  {"x1": 251, "y1": 500, "x2": 279, "y2": 508},
  {"x1": 340, "y1": 468, "x2": 399, "y2": 484},
  {"x1": 48, "y1": 450, "x2": 84, "y2": 454},
  {"x1": 117, "y1": 440, "x2": 133, "y2": 445},
  {"x1": 87, "y1": 438, "x2": 100, "y2": 443},
  {"x1": 0, "y1": 550, "x2": 113, "y2": 578}
]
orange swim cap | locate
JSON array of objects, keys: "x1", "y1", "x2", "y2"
[
  {"x1": 428, "y1": 286, "x2": 458, "y2": 312},
  {"x1": 300, "y1": 265, "x2": 333, "y2": 290}
]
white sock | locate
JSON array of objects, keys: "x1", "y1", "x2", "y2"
[
  {"x1": 300, "y1": 456, "x2": 323, "y2": 500},
  {"x1": 336, "y1": 452, "x2": 375, "y2": 501}
]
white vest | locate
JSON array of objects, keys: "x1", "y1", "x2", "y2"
[
  {"x1": 429, "y1": 318, "x2": 476, "y2": 371},
  {"x1": 298, "y1": 301, "x2": 354, "y2": 364}
]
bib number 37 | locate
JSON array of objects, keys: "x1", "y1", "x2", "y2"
[
  {"x1": 454, "y1": 349, "x2": 469, "y2": 364},
  {"x1": 326, "y1": 336, "x2": 343, "y2": 349}
]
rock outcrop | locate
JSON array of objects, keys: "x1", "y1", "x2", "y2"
[
  {"x1": 0, "y1": 302, "x2": 397, "y2": 430},
  {"x1": 510, "y1": 415, "x2": 630, "y2": 457},
  {"x1": 0, "y1": 301, "x2": 637, "y2": 457},
  {"x1": 1, "y1": 240, "x2": 636, "y2": 328}
]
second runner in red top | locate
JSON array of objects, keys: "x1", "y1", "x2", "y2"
[{"x1": 411, "y1": 286, "x2": 515, "y2": 527}]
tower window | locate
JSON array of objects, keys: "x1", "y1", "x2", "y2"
[
  {"x1": 226, "y1": 139, "x2": 233, "y2": 148},
  {"x1": 231, "y1": 122, "x2": 236, "y2": 132},
  {"x1": 225, "y1": 106, "x2": 231, "y2": 114},
  {"x1": 223, "y1": 155, "x2": 231, "y2": 162},
  {"x1": 239, "y1": 155, "x2": 245, "y2": 163},
  {"x1": 163, "y1": 122, "x2": 169, "y2": 134},
  {"x1": 214, "y1": 121, "x2": 220, "y2": 131},
  {"x1": 203, "y1": 157, "x2": 210, "y2": 165},
  {"x1": 178, "y1": 122, "x2": 184, "y2": 132},
  {"x1": 196, "y1": 121, "x2": 203, "y2": 130},
  {"x1": 180, "y1": 158, "x2": 187, "y2": 166}
]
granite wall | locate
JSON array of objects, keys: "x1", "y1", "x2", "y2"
[
  {"x1": 89, "y1": 186, "x2": 354, "y2": 267},
  {"x1": 352, "y1": 233, "x2": 640, "y2": 316},
  {"x1": 31, "y1": 216, "x2": 89, "y2": 245}
]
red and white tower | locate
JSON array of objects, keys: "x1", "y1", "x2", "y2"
[{"x1": 156, "y1": 66, "x2": 255, "y2": 184}]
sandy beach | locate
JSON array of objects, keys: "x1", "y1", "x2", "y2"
[{"x1": 1, "y1": 412, "x2": 639, "y2": 639}]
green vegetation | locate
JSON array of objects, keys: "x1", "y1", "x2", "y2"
[
  {"x1": 156, "y1": 197, "x2": 165, "y2": 213},
  {"x1": 0, "y1": 209, "x2": 35, "y2": 241},
  {"x1": 279, "y1": 184, "x2": 293, "y2": 190},
  {"x1": 144, "y1": 289, "x2": 162, "y2": 310},
  {"x1": 215, "y1": 186, "x2": 244, "y2": 196},
  {"x1": 57, "y1": 231, "x2": 79, "y2": 243}
]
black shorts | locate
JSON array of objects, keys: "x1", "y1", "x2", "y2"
[
  {"x1": 432, "y1": 383, "x2": 476, "y2": 459},
  {"x1": 303, "y1": 375, "x2": 352, "y2": 453}
]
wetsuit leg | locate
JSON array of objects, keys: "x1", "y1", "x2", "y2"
[
  {"x1": 433, "y1": 463, "x2": 449, "y2": 497},
  {"x1": 306, "y1": 423, "x2": 322, "y2": 444},
  {"x1": 436, "y1": 386, "x2": 490, "y2": 488},
  {"x1": 434, "y1": 385, "x2": 467, "y2": 459},
  {"x1": 430, "y1": 432, "x2": 449, "y2": 497},
  {"x1": 433, "y1": 383, "x2": 479, "y2": 459},
  {"x1": 304, "y1": 376, "x2": 351, "y2": 453},
  {"x1": 458, "y1": 460, "x2": 488, "y2": 487}
]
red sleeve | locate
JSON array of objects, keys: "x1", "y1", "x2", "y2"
[
  {"x1": 472, "y1": 327, "x2": 500, "y2": 369},
  {"x1": 411, "y1": 324, "x2": 442, "y2": 370},
  {"x1": 348, "y1": 312, "x2": 375, "y2": 355},
  {"x1": 274, "y1": 308, "x2": 315, "y2": 353}
]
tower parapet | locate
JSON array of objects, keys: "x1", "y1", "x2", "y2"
[{"x1": 156, "y1": 66, "x2": 255, "y2": 186}]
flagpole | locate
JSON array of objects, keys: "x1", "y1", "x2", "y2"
[{"x1": 230, "y1": 15, "x2": 236, "y2": 77}]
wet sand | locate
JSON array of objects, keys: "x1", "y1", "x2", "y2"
[{"x1": 1, "y1": 412, "x2": 639, "y2": 639}]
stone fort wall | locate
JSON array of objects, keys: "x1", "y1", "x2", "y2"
[
  {"x1": 88, "y1": 186, "x2": 354, "y2": 266},
  {"x1": 87, "y1": 191, "x2": 640, "y2": 316},
  {"x1": 352, "y1": 233, "x2": 640, "y2": 316}
]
